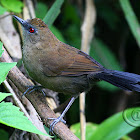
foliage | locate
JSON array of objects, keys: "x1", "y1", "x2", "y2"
[
  {"x1": 36, "y1": 1, "x2": 65, "y2": 42},
  {"x1": 91, "y1": 39, "x2": 123, "y2": 71},
  {"x1": 0, "y1": 62, "x2": 16, "y2": 84},
  {"x1": 119, "y1": 0, "x2": 140, "y2": 47},
  {"x1": 43, "y1": 0, "x2": 64, "y2": 27},
  {"x1": 0, "y1": 93, "x2": 50, "y2": 136},
  {"x1": 70, "y1": 122, "x2": 98, "y2": 139},
  {"x1": 89, "y1": 109, "x2": 136, "y2": 140},
  {"x1": 0, "y1": 42, "x2": 4, "y2": 57},
  {"x1": 0, "y1": 42, "x2": 50, "y2": 137},
  {"x1": 0, "y1": 93, "x2": 12, "y2": 101},
  {"x1": 35, "y1": 2, "x2": 48, "y2": 20},
  {"x1": 0, "y1": 5, "x2": 7, "y2": 15},
  {"x1": 0, "y1": 43, "x2": 16, "y2": 84},
  {"x1": 71, "y1": 117, "x2": 134, "y2": 140},
  {"x1": 50, "y1": 26, "x2": 65, "y2": 42},
  {"x1": 90, "y1": 39, "x2": 123, "y2": 91},
  {"x1": 0, "y1": 0, "x2": 23, "y2": 13}
]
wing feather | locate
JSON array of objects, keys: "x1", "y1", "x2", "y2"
[
  {"x1": 60, "y1": 50, "x2": 103, "y2": 76},
  {"x1": 41, "y1": 41, "x2": 103, "y2": 76}
]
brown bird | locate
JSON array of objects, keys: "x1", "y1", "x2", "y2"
[{"x1": 13, "y1": 15, "x2": 140, "y2": 132}]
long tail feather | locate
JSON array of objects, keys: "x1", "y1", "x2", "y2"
[{"x1": 94, "y1": 69, "x2": 140, "y2": 92}]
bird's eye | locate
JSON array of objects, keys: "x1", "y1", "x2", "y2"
[{"x1": 29, "y1": 27, "x2": 35, "y2": 33}]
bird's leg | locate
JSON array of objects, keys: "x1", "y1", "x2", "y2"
[
  {"x1": 48, "y1": 96, "x2": 77, "y2": 134},
  {"x1": 54, "y1": 98, "x2": 72, "y2": 113},
  {"x1": 22, "y1": 85, "x2": 45, "y2": 97}
]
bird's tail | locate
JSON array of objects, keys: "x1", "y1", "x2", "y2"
[{"x1": 94, "y1": 69, "x2": 140, "y2": 92}]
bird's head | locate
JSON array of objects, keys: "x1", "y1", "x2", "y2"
[{"x1": 13, "y1": 15, "x2": 49, "y2": 44}]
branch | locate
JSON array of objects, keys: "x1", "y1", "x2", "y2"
[
  {"x1": 0, "y1": 47, "x2": 79, "y2": 140},
  {"x1": 0, "y1": 13, "x2": 22, "y2": 59},
  {"x1": 3, "y1": 80, "x2": 50, "y2": 140},
  {"x1": 80, "y1": 0, "x2": 96, "y2": 140}
]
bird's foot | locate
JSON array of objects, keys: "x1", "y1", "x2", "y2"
[
  {"x1": 48, "y1": 116, "x2": 66, "y2": 134},
  {"x1": 22, "y1": 85, "x2": 45, "y2": 97}
]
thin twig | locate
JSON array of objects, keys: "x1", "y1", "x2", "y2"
[
  {"x1": 3, "y1": 80, "x2": 51, "y2": 140},
  {"x1": 80, "y1": 0, "x2": 96, "y2": 140}
]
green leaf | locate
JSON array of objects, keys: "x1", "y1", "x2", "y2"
[
  {"x1": 70, "y1": 122, "x2": 98, "y2": 139},
  {"x1": 119, "y1": 0, "x2": 140, "y2": 47},
  {"x1": 71, "y1": 122, "x2": 132, "y2": 140},
  {"x1": 0, "y1": 93, "x2": 12, "y2": 102},
  {"x1": 0, "y1": 62, "x2": 17, "y2": 84},
  {"x1": 90, "y1": 109, "x2": 137, "y2": 140},
  {"x1": 0, "y1": 42, "x2": 4, "y2": 57},
  {"x1": 65, "y1": 24, "x2": 81, "y2": 50},
  {"x1": 43, "y1": 0, "x2": 64, "y2": 27},
  {"x1": 35, "y1": 2, "x2": 48, "y2": 19},
  {"x1": 121, "y1": 135, "x2": 133, "y2": 140},
  {"x1": 63, "y1": 2, "x2": 80, "y2": 25},
  {"x1": 0, "y1": 101, "x2": 50, "y2": 136},
  {"x1": 0, "y1": 5, "x2": 7, "y2": 15},
  {"x1": 0, "y1": 0, "x2": 23, "y2": 13},
  {"x1": 90, "y1": 38, "x2": 123, "y2": 91}
]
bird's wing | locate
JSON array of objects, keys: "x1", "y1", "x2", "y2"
[
  {"x1": 42, "y1": 42, "x2": 103, "y2": 76},
  {"x1": 60, "y1": 49, "x2": 103, "y2": 76}
]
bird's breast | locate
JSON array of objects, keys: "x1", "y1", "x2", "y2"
[{"x1": 22, "y1": 44, "x2": 45, "y2": 80}]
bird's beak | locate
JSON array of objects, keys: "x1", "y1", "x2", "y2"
[{"x1": 13, "y1": 15, "x2": 27, "y2": 27}]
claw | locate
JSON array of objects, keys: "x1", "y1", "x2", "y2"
[
  {"x1": 47, "y1": 96, "x2": 77, "y2": 134},
  {"x1": 22, "y1": 85, "x2": 45, "y2": 97},
  {"x1": 48, "y1": 116, "x2": 66, "y2": 134}
]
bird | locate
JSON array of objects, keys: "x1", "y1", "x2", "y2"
[{"x1": 13, "y1": 15, "x2": 140, "y2": 133}]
